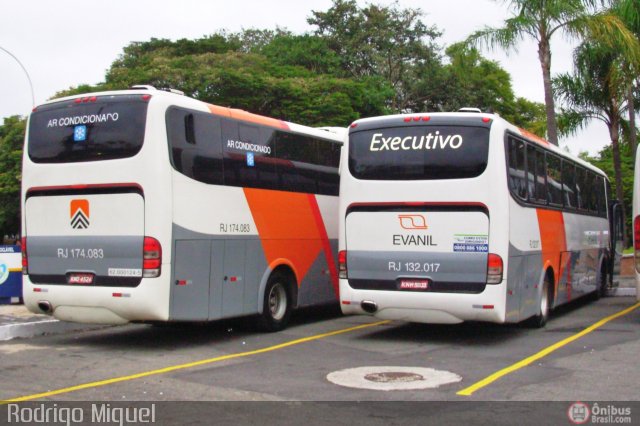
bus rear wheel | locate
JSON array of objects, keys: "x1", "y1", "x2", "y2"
[
  {"x1": 257, "y1": 272, "x2": 292, "y2": 332},
  {"x1": 527, "y1": 276, "x2": 550, "y2": 328}
]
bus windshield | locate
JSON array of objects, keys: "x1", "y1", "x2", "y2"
[
  {"x1": 348, "y1": 125, "x2": 490, "y2": 180},
  {"x1": 27, "y1": 94, "x2": 149, "y2": 163}
]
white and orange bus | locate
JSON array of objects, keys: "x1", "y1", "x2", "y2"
[
  {"x1": 338, "y1": 111, "x2": 622, "y2": 326},
  {"x1": 21, "y1": 86, "x2": 343, "y2": 331}
]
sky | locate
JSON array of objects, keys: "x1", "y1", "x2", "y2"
[{"x1": 0, "y1": 0, "x2": 610, "y2": 155}]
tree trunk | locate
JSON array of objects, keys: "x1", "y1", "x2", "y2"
[
  {"x1": 609, "y1": 118, "x2": 629, "y2": 247},
  {"x1": 538, "y1": 37, "x2": 559, "y2": 146},
  {"x1": 629, "y1": 86, "x2": 637, "y2": 157}
]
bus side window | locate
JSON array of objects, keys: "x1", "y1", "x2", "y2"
[
  {"x1": 527, "y1": 145, "x2": 547, "y2": 204},
  {"x1": 317, "y1": 141, "x2": 341, "y2": 196},
  {"x1": 576, "y1": 167, "x2": 588, "y2": 211},
  {"x1": 507, "y1": 137, "x2": 527, "y2": 201},
  {"x1": 596, "y1": 176, "x2": 606, "y2": 216},
  {"x1": 562, "y1": 160, "x2": 577, "y2": 209},
  {"x1": 586, "y1": 171, "x2": 598, "y2": 213},
  {"x1": 275, "y1": 132, "x2": 318, "y2": 194},
  {"x1": 546, "y1": 154, "x2": 563, "y2": 206}
]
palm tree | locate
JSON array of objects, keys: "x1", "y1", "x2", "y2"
[
  {"x1": 554, "y1": 42, "x2": 637, "y2": 245},
  {"x1": 614, "y1": 0, "x2": 640, "y2": 155},
  {"x1": 467, "y1": 0, "x2": 639, "y2": 146}
]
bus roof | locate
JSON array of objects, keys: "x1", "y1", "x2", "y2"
[{"x1": 35, "y1": 86, "x2": 344, "y2": 143}]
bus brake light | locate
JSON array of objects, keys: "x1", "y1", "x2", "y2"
[
  {"x1": 338, "y1": 250, "x2": 347, "y2": 279},
  {"x1": 143, "y1": 237, "x2": 162, "y2": 278},
  {"x1": 487, "y1": 253, "x2": 503, "y2": 284},
  {"x1": 21, "y1": 237, "x2": 28, "y2": 275}
]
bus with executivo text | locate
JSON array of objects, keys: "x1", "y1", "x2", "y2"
[{"x1": 338, "y1": 110, "x2": 622, "y2": 326}]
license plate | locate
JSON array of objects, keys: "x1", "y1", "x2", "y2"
[
  {"x1": 68, "y1": 273, "x2": 94, "y2": 285},
  {"x1": 399, "y1": 279, "x2": 430, "y2": 290}
]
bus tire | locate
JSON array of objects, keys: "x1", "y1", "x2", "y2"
[
  {"x1": 257, "y1": 272, "x2": 292, "y2": 332},
  {"x1": 593, "y1": 264, "x2": 608, "y2": 300},
  {"x1": 527, "y1": 275, "x2": 551, "y2": 328}
]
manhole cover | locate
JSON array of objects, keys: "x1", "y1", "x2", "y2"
[
  {"x1": 364, "y1": 372, "x2": 424, "y2": 383},
  {"x1": 327, "y1": 366, "x2": 462, "y2": 391}
]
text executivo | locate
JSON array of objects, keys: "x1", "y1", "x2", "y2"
[{"x1": 369, "y1": 131, "x2": 463, "y2": 152}]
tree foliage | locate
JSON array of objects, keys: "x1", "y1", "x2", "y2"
[
  {"x1": 467, "y1": 0, "x2": 639, "y2": 146},
  {"x1": 0, "y1": 116, "x2": 24, "y2": 238}
]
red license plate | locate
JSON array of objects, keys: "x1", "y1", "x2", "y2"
[
  {"x1": 68, "y1": 273, "x2": 94, "y2": 285},
  {"x1": 399, "y1": 279, "x2": 430, "y2": 290}
]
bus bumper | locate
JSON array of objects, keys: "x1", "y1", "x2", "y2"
[
  {"x1": 22, "y1": 273, "x2": 171, "y2": 324},
  {"x1": 339, "y1": 279, "x2": 505, "y2": 324}
]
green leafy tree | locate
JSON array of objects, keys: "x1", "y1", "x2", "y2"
[
  {"x1": 434, "y1": 43, "x2": 546, "y2": 135},
  {"x1": 308, "y1": 0, "x2": 442, "y2": 111},
  {"x1": 56, "y1": 35, "x2": 392, "y2": 127},
  {"x1": 614, "y1": 0, "x2": 640, "y2": 155},
  {"x1": 467, "y1": 0, "x2": 639, "y2": 146},
  {"x1": 0, "y1": 116, "x2": 24, "y2": 239}
]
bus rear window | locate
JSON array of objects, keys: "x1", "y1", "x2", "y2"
[
  {"x1": 349, "y1": 125, "x2": 490, "y2": 180},
  {"x1": 28, "y1": 95, "x2": 149, "y2": 163}
]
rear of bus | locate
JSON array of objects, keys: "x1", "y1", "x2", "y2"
[
  {"x1": 22, "y1": 89, "x2": 175, "y2": 324},
  {"x1": 338, "y1": 113, "x2": 508, "y2": 324}
]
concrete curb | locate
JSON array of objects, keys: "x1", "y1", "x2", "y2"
[
  {"x1": 610, "y1": 287, "x2": 637, "y2": 297},
  {"x1": 0, "y1": 318, "x2": 108, "y2": 341}
]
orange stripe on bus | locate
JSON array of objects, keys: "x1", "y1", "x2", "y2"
[
  {"x1": 207, "y1": 104, "x2": 289, "y2": 130},
  {"x1": 307, "y1": 193, "x2": 339, "y2": 297},
  {"x1": 519, "y1": 128, "x2": 549, "y2": 146},
  {"x1": 536, "y1": 209, "x2": 567, "y2": 297},
  {"x1": 243, "y1": 188, "x2": 324, "y2": 286}
]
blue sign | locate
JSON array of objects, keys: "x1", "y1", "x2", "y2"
[
  {"x1": 74, "y1": 125, "x2": 87, "y2": 142},
  {"x1": 247, "y1": 152, "x2": 255, "y2": 167}
]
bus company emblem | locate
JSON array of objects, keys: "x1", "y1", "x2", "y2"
[
  {"x1": 398, "y1": 214, "x2": 428, "y2": 230},
  {"x1": 70, "y1": 199, "x2": 90, "y2": 229}
]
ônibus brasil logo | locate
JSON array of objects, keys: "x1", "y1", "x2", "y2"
[
  {"x1": 70, "y1": 199, "x2": 90, "y2": 229},
  {"x1": 568, "y1": 402, "x2": 591, "y2": 424}
]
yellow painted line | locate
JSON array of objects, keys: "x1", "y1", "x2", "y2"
[
  {"x1": 2, "y1": 319, "x2": 391, "y2": 403},
  {"x1": 457, "y1": 301, "x2": 640, "y2": 396}
]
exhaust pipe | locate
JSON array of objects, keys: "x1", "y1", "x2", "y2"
[
  {"x1": 37, "y1": 301, "x2": 53, "y2": 314},
  {"x1": 360, "y1": 300, "x2": 378, "y2": 314}
]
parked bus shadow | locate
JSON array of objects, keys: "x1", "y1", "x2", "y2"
[
  {"x1": 52, "y1": 303, "x2": 344, "y2": 350},
  {"x1": 354, "y1": 295, "x2": 612, "y2": 345},
  {"x1": 356, "y1": 320, "x2": 525, "y2": 346}
]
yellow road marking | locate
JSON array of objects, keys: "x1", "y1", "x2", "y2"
[
  {"x1": 457, "y1": 301, "x2": 640, "y2": 396},
  {"x1": 2, "y1": 320, "x2": 391, "y2": 403}
]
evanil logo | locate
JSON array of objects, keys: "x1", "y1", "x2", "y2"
[
  {"x1": 70, "y1": 199, "x2": 90, "y2": 229},
  {"x1": 369, "y1": 132, "x2": 463, "y2": 151}
]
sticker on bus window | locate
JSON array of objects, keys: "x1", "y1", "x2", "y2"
[
  {"x1": 246, "y1": 152, "x2": 255, "y2": 167},
  {"x1": 452, "y1": 234, "x2": 488, "y2": 253},
  {"x1": 74, "y1": 125, "x2": 87, "y2": 142}
]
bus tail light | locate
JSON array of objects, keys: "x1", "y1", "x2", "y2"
[
  {"x1": 338, "y1": 250, "x2": 347, "y2": 279},
  {"x1": 487, "y1": 253, "x2": 503, "y2": 284},
  {"x1": 635, "y1": 216, "x2": 640, "y2": 272},
  {"x1": 143, "y1": 237, "x2": 162, "y2": 278},
  {"x1": 21, "y1": 237, "x2": 28, "y2": 275}
]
